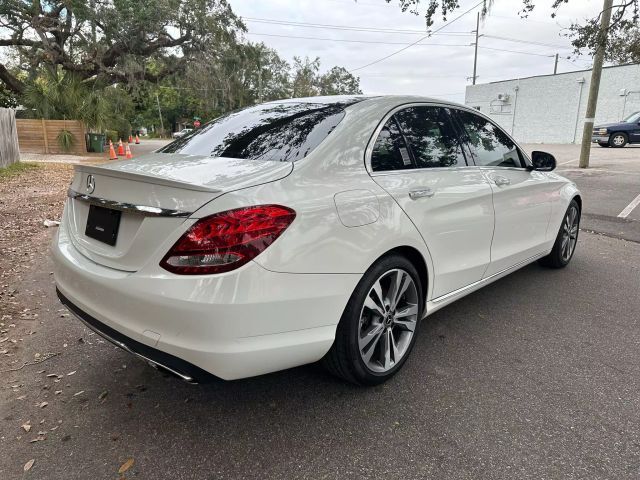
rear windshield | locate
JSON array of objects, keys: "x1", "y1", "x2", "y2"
[{"x1": 159, "y1": 101, "x2": 356, "y2": 162}]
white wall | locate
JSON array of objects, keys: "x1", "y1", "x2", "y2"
[{"x1": 464, "y1": 63, "x2": 640, "y2": 144}]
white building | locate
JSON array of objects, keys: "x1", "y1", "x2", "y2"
[{"x1": 464, "y1": 63, "x2": 640, "y2": 144}]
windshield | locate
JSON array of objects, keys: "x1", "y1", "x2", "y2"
[
  {"x1": 623, "y1": 111, "x2": 640, "y2": 123},
  {"x1": 159, "y1": 100, "x2": 358, "y2": 161}
]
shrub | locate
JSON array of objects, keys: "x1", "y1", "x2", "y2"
[{"x1": 57, "y1": 129, "x2": 76, "y2": 152}]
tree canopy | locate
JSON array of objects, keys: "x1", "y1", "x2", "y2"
[
  {"x1": 0, "y1": 0, "x2": 362, "y2": 133},
  {"x1": 0, "y1": 0, "x2": 243, "y2": 94}
]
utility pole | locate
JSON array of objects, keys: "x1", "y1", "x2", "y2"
[
  {"x1": 553, "y1": 53, "x2": 559, "y2": 75},
  {"x1": 472, "y1": 11, "x2": 480, "y2": 85},
  {"x1": 155, "y1": 93, "x2": 165, "y2": 137},
  {"x1": 579, "y1": 0, "x2": 614, "y2": 168}
]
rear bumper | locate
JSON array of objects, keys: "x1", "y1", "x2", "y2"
[
  {"x1": 52, "y1": 223, "x2": 360, "y2": 380},
  {"x1": 57, "y1": 289, "x2": 209, "y2": 383}
]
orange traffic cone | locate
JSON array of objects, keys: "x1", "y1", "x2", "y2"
[
  {"x1": 117, "y1": 139, "x2": 125, "y2": 156},
  {"x1": 135, "y1": 134, "x2": 140, "y2": 144},
  {"x1": 128, "y1": 134, "x2": 133, "y2": 144},
  {"x1": 108, "y1": 140, "x2": 118, "y2": 160},
  {"x1": 125, "y1": 143, "x2": 133, "y2": 159}
]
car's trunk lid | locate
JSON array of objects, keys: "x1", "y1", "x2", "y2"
[{"x1": 66, "y1": 153, "x2": 293, "y2": 271}]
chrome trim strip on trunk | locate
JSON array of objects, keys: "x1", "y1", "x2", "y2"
[{"x1": 67, "y1": 189, "x2": 192, "y2": 217}]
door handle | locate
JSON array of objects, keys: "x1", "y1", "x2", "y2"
[
  {"x1": 493, "y1": 175, "x2": 511, "y2": 187},
  {"x1": 409, "y1": 187, "x2": 435, "y2": 200}
]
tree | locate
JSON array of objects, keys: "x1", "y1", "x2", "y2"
[
  {"x1": 292, "y1": 56, "x2": 321, "y2": 98},
  {"x1": 21, "y1": 66, "x2": 132, "y2": 133},
  {"x1": 387, "y1": 0, "x2": 640, "y2": 62},
  {"x1": 319, "y1": 67, "x2": 363, "y2": 95},
  {"x1": 0, "y1": 0, "x2": 244, "y2": 94},
  {"x1": 0, "y1": 82, "x2": 18, "y2": 108}
]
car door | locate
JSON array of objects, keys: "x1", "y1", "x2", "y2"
[
  {"x1": 453, "y1": 108, "x2": 554, "y2": 277},
  {"x1": 368, "y1": 105, "x2": 495, "y2": 299},
  {"x1": 629, "y1": 120, "x2": 640, "y2": 143}
]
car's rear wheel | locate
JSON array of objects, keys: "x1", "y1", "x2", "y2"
[
  {"x1": 323, "y1": 254, "x2": 423, "y2": 385},
  {"x1": 598, "y1": 142, "x2": 609, "y2": 147},
  {"x1": 609, "y1": 132, "x2": 628, "y2": 148},
  {"x1": 539, "y1": 199, "x2": 580, "y2": 269}
]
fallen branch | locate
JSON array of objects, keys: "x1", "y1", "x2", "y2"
[{"x1": 1, "y1": 352, "x2": 60, "y2": 373}]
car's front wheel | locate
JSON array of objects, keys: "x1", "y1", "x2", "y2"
[
  {"x1": 539, "y1": 199, "x2": 581, "y2": 268},
  {"x1": 323, "y1": 254, "x2": 423, "y2": 385},
  {"x1": 609, "y1": 132, "x2": 628, "y2": 148}
]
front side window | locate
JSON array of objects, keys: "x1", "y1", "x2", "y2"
[
  {"x1": 623, "y1": 111, "x2": 640, "y2": 123},
  {"x1": 159, "y1": 101, "x2": 357, "y2": 162},
  {"x1": 394, "y1": 106, "x2": 466, "y2": 168},
  {"x1": 370, "y1": 118, "x2": 414, "y2": 172},
  {"x1": 455, "y1": 110, "x2": 525, "y2": 168}
]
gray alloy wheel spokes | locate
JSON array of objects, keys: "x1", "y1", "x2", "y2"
[
  {"x1": 358, "y1": 268, "x2": 419, "y2": 373},
  {"x1": 561, "y1": 206, "x2": 579, "y2": 261},
  {"x1": 613, "y1": 135, "x2": 625, "y2": 146}
]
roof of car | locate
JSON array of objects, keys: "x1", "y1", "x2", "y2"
[{"x1": 265, "y1": 94, "x2": 463, "y2": 109}]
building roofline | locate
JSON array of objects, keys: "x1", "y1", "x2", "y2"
[{"x1": 470, "y1": 62, "x2": 640, "y2": 87}]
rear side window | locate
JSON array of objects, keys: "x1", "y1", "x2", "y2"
[
  {"x1": 455, "y1": 110, "x2": 525, "y2": 168},
  {"x1": 159, "y1": 102, "x2": 353, "y2": 162},
  {"x1": 394, "y1": 106, "x2": 466, "y2": 168},
  {"x1": 370, "y1": 118, "x2": 414, "y2": 172}
]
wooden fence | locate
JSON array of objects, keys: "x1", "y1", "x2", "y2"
[
  {"x1": 0, "y1": 108, "x2": 20, "y2": 168},
  {"x1": 16, "y1": 119, "x2": 87, "y2": 155}
]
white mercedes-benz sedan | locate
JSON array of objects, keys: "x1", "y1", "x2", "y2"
[{"x1": 52, "y1": 96, "x2": 581, "y2": 385}]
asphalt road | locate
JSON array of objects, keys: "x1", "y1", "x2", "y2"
[{"x1": 1, "y1": 230, "x2": 639, "y2": 479}]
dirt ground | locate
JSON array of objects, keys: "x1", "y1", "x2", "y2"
[{"x1": 0, "y1": 164, "x2": 72, "y2": 369}]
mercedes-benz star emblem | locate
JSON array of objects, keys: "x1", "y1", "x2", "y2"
[{"x1": 86, "y1": 174, "x2": 95, "y2": 194}]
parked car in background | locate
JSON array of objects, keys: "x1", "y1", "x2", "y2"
[
  {"x1": 592, "y1": 111, "x2": 640, "y2": 147},
  {"x1": 52, "y1": 96, "x2": 581, "y2": 386},
  {"x1": 172, "y1": 128, "x2": 193, "y2": 139}
]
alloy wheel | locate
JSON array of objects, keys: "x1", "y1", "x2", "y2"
[
  {"x1": 612, "y1": 134, "x2": 626, "y2": 146},
  {"x1": 358, "y1": 269, "x2": 419, "y2": 373},
  {"x1": 561, "y1": 205, "x2": 579, "y2": 261}
]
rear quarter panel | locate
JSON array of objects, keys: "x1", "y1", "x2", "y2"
[{"x1": 191, "y1": 102, "x2": 436, "y2": 298}]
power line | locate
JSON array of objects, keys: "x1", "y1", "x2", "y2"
[
  {"x1": 479, "y1": 46, "x2": 555, "y2": 58},
  {"x1": 348, "y1": 0, "x2": 486, "y2": 73},
  {"x1": 243, "y1": 17, "x2": 472, "y2": 36},
  {"x1": 246, "y1": 32, "x2": 561, "y2": 58},
  {"x1": 246, "y1": 32, "x2": 470, "y2": 46},
  {"x1": 483, "y1": 34, "x2": 569, "y2": 49}
]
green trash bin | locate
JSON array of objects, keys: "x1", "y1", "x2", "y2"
[{"x1": 87, "y1": 133, "x2": 106, "y2": 153}]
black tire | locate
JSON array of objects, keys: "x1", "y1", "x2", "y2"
[
  {"x1": 609, "y1": 132, "x2": 628, "y2": 148},
  {"x1": 598, "y1": 142, "x2": 609, "y2": 147},
  {"x1": 539, "y1": 199, "x2": 581, "y2": 269},
  {"x1": 322, "y1": 254, "x2": 424, "y2": 386}
]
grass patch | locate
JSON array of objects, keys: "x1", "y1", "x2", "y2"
[{"x1": 0, "y1": 162, "x2": 41, "y2": 179}]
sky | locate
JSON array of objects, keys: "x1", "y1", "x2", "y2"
[{"x1": 229, "y1": 0, "x2": 604, "y2": 103}]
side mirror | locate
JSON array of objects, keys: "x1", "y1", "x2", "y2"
[{"x1": 530, "y1": 151, "x2": 556, "y2": 171}]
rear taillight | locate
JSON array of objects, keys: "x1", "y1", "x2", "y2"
[{"x1": 160, "y1": 205, "x2": 296, "y2": 275}]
